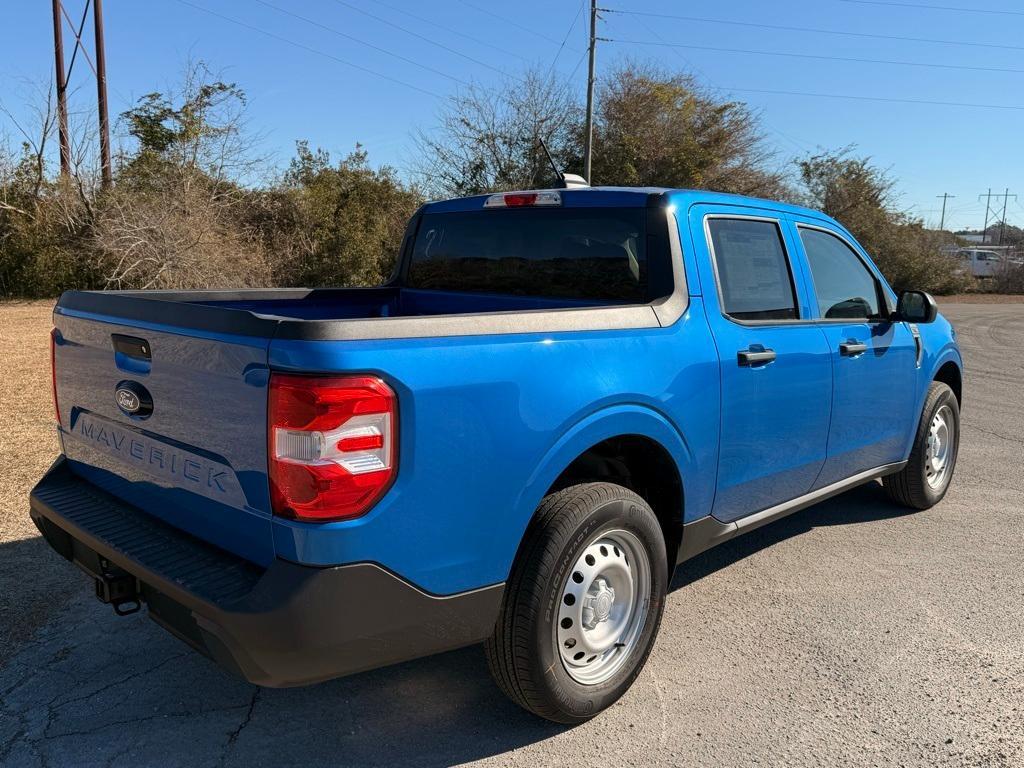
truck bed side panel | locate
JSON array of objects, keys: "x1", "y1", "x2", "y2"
[{"x1": 266, "y1": 302, "x2": 720, "y2": 595}]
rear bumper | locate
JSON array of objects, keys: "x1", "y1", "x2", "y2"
[{"x1": 29, "y1": 457, "x2": 503, "y2": 687}]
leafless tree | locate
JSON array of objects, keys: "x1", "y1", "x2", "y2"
[{"x1": 413, "y1": 68, "x2": 583, "y2": 197}]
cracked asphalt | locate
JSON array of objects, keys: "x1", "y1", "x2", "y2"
[{"x1": 1, "y1": 301, "x2": 1022, "y2": 767}]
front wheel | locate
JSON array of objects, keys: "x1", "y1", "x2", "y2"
[
  {"x1": 485, "y1": 483, "x2": 668, "y2": 724},
  {"x1": 884, "y1": 381, "x2": 960, "y2": 509}
]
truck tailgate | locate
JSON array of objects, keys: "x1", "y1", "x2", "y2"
[{"x1": 53, "y1": 309, "x2": 275, "y2": 567}]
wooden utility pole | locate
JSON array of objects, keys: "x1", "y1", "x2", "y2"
[
  {"x1": 93, "y1": 0, "x2": 112, "y2": 187},
  {"x1": 50, "y1": 0, "x2": 113, "y2": 186},
  {"x1": 582, "y1": 0, "x2": 597, "y2": 185},
  {"x1": 936, "y1": 193, "x2": 955, "y2": 232},
  {"x1": 51, "y1": 0, "x2": 71, "y2": 177},
  {"x1": 980, "y1": 188, "x2": 993, "y2": 245}
]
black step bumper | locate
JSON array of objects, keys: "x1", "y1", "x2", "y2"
[{"x1": 29, "y1": 457, "x2": 503, "y2": 687}]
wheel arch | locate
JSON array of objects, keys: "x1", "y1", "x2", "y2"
[
  {"x1": 902, "y1": 348, "x2": 963, "y2": 459},
  {"x1": 933, "y1": 359, "x2": 963, "y2": 406},
  {"x1": 510, "y1": 406, "x2": 691, "y2": 574}
]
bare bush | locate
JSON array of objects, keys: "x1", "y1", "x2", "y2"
[
  {"x1": 990, "y1": 263, "x2": 1024, "y2": 294},
  {"x1": 91, "y1": 62, "x2": 269, "y2": 289},
  {"x1": 414, "y1": 68, "x2": 582, "y2": 197},
  {"x1": 93, "y1": 175, "x2": 268, "y2": 290}
]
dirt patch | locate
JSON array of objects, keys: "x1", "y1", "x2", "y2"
[
  {"x1": 939, "y1": 293, "x2": 1024, "y2": 304},
  {"x1": 0, "y1": 300, "x2": 73, "y2": 665}
]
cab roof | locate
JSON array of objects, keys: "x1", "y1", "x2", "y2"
[{"x1": 423, "y1": 186, "x2": 831, "y2": 222}]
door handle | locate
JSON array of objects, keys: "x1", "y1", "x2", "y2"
[
  {"x1": 737, "y1": 348, "x2": 777, "y2": 366},
  {"x1": 839, "y1": 341, "x2": 868, "y2": 357}
]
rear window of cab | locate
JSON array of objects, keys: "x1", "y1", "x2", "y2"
[{"x1": 407, "y1": 208, "x2": 648, "y2": 302}]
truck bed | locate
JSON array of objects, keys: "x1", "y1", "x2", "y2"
[{"x1": 58, "y1": 285, "x2": 674, "y2": 341}]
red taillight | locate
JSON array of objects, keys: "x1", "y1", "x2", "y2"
[
  {"x1": 504, "y1": 193, "x2": 538, "y2": 207},
  {"x1": 268, "y1": 374, "x2": 397, "y2": 522},
  {"x1": 50, "y1": 328, "x2": 61, "y2": 425}
]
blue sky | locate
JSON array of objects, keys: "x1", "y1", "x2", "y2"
[{"x1": 2, "y1": 0, "x2": 1022, "y2": 232}]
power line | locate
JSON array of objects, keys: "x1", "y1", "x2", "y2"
[
  {"x1": 173, "y1": 0, "x2": 445, "y2": 99},
  {"x1": 606, "y1": 38, "x2": 1024, "y2": 76},
  {"x1": 565, "y1": 47, "x2": 589, "y2": 82},
  {"x1": 602, "y1": 8, "x2": 1024, "y2": 54},
  {"x1": 547, "y1": 0, "x2": 586, "y2": 78},
  {"x1": 715, "y1": 86, "x2": 1024, "y2": 112},
  {"x1": 457, "y1": 0, "x2": 579, "y2": 48},
  {"x1": 329, "y1": 0, "x2": 518, "y2": 81},
  {"x1": 626, "y1": 12, "x2": 812, "y2": 153},
  {"x1": 365, "y1": 0, "x2": 528, "y2": 61},
  {"x1": 840, "y1": 0, "x2": 1024, "y2": 16},
  {"x1": 252, "y1": 0, "x2": 472, "y2": 86}
]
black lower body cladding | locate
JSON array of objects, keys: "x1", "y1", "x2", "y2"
[{"x1": 30, "y1": 457, "x2": 504, "y2": 687}]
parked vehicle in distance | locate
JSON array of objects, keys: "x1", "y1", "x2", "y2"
[
  {"x1": 32, "y1": 185, "x2": 963, "y2": 723},
  {"x1": 954, "y1": 248, "x2": 1010, "y2": 278}
]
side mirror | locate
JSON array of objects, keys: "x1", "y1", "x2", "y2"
[{"x1": 896, "y1": 290, "x2": 938, "y2": 324}]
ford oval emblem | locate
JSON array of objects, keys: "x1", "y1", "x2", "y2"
[
  {"x1": 116, "y1": 388, "x2": 140, "y2": 413},
  {"x1": 115, "y1": 381, "x2": 153, "y2": 418}
]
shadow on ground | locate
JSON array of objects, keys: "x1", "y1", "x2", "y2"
[
  {"x1": 1, "y1": 480, "x2": 909, "y2": 768},
  {"x1": 673, "y1": 479, "x2": 913, "y2": 591}
]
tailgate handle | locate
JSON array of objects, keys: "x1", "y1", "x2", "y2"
[
  {"x1": 112, "y1": 334, "x2": 151, "y2": 360},
  {"x1": 112, "y1": 334, "x2": 151, "y2": 374}
]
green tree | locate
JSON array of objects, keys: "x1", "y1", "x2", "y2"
[
  {"x1": 250, "y1": 141, "x2": 422, "y2": 287},
  {"x1": 588, "y1": 63, "x2": 791, "y2": 198}
]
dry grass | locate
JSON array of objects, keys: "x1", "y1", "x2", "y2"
[
  {"x1": 0, "y1": 301, "x2": 59, "y2": 540},
  {"x1": 0, "y1": 300, "x2": 70, "y2": 664}
]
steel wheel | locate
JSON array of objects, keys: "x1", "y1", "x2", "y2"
[
  {"x1": 555, "y1": 529, "x2": 651, "y2": 686},
  {"x1": 925, "y1": 404, "x2": 955, "y2": 489}
]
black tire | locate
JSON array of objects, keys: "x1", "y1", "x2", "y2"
[
  {"x1": 485, "y1": 482, "x2": 668, "y2": 724},
  {"x1": 883, "y1": 381, "x2": 960, "y2": 510}
]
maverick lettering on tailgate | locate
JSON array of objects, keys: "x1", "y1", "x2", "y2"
[{"x1": 70, "y1": 411, "x2": 247, "y2": 508}]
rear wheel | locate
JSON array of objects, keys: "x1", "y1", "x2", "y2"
[
  {"x1": 485, "y1": 482, "x2": 668, "y2": 723},
  {"x1": 884, "y1": 381, "x2": 960, "y2": 509}
]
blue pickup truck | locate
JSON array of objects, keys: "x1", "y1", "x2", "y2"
[{"x1": 32, "y1": 186, "x2": 962, "y2": 723}]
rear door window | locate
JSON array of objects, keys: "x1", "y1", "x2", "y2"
[
  {"x1": 707, "y1": 218, "x2": 799, "y2": 321},
  {"x1": 406, "y1": 208, "x2": 647, "y2": 301}
]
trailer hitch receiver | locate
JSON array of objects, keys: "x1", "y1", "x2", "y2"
[{"x1": 94, "y1": 565, "x2": 141, "y2": 616}]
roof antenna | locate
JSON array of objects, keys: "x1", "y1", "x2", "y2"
[
  {"x1": 536, "y1": 136, "x2": 588, "y2": 189},
  {"x1": 537, "y1": 135, "x2": 564, "y2": 185}
]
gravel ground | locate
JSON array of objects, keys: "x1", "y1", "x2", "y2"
[
  {"x1": 938, "y1": 294, "x2": 1024, "y2": 304},
  {"x1": 0, "y1": 301, "x2": 1021, "y2": 767}
]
